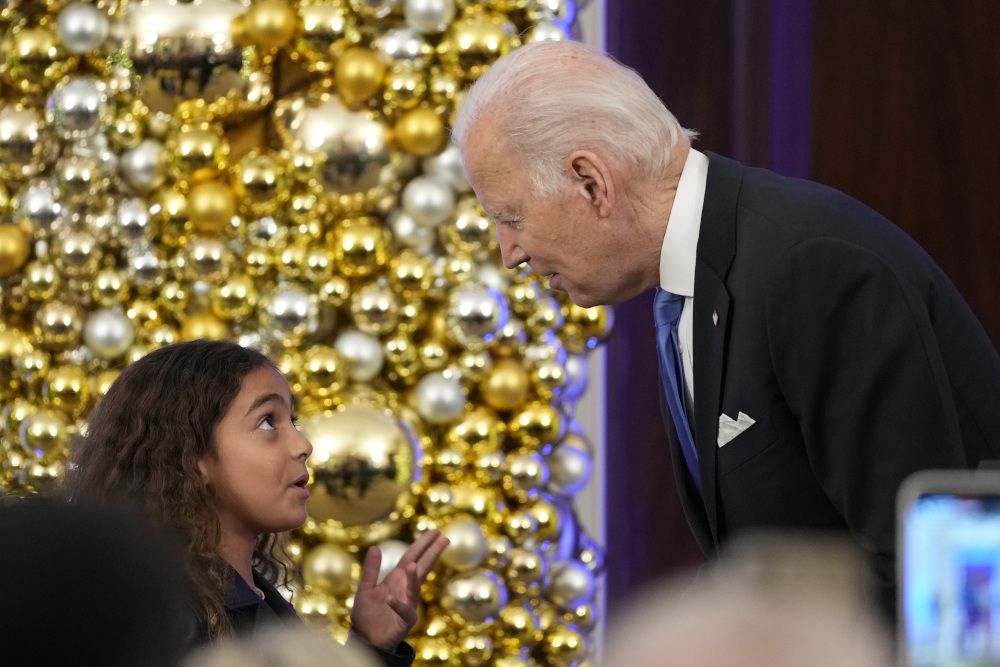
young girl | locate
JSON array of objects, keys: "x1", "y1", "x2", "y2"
[{"x1": 64, "y1": 339, "x2": 448, "y2": 666}]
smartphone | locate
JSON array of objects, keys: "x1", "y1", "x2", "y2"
[{"x1": 897, "y1": 469, "x2": 1000, "y2": 666}]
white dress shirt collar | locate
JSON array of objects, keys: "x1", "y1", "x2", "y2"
[{"x1": 659, "y1": 148, "x2": 708, "y2": 295}]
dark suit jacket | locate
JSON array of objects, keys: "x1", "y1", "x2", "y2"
[{"x1": 666, "y1": 152, "x2": 1000, "y2": 613}]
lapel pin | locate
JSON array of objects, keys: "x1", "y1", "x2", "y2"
[{"x1": 712, "y1": 311, "x2": 719, "y2": 326}]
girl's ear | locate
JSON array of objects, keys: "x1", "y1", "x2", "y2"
[{"x1": 197, "y1": 457, "x2": 211, "y2": 484}]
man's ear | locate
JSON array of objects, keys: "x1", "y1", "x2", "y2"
[{"x1": 569, "y1": 150, "x2": 614, "y2": 216}]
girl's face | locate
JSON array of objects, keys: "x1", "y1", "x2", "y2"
[{"x1": 199, "y1": 366, "x2": 313, "y2": 544}]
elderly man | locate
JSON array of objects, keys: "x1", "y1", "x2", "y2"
[{"x1": 452, "y1": 40, "x2": 1000, "y2": 617}]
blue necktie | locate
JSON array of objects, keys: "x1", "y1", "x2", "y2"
[{"x1": 653, "y1": 288, "x2": 702, "y2": 490}]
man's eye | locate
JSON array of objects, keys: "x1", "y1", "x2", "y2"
[{"x1": 259, "y1": 415, "x2": 276, "y2": 431}]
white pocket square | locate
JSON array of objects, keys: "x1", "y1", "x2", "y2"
[{"x1": 717, "y1": 412, "x2": 756, "y2": 448}]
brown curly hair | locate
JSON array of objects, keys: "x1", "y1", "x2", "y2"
[{"x1": 63, "y1": 339, "x2": 296, "y2": 640}]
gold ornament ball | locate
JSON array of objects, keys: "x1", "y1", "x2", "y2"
[
  {"x1": 496, "y1": 603, "x2": 541, "y2": 650},
  {"x1": 180, "y1": 311, "x2": 230, "y2": 341},
  {"x1": 92, "y1": 369, "x2": 121, "y2": 401},
  {"x1": 291, "y1": 0, "x2": 362, "y2": 72},
  {"x1": 444, "y1": 407, "x2": 504, "y2": 454},
  {"x1": 301, "y1": 542, "x2": 359, "y2": 595},
  {"x1": 302, "y1": 345, "x2": 345, "y2": 399},
  {"x1": 504, "y1": 546, "x2": 547, "y2": 596},
  {"x1": 492, "y1": 655, "x2": 536, "y2": 667},
  {"x1": 530, "y1": 358, "x2": 566, "y2": 400},
  {"x1": 388, "y1": 250, "x2": 434, "y2": 298},
  {"x1": 55, "y1": 229, "x2": 101, "y2": 279},
  {"x1": 210, "y1": 273, "x2": 257, "y2": 320},
  {"x1": 441, "y1": 569, "x2": 508, "y2": 623},
  {"x1": 453, "y1": 483, "x2": 503, "y2": 526},
  {"x1": 166, "y1": 122, "x2": 231, "y2": 187},
  {"x1": 422, "y1": 481, "x2": 455, "y2": 517},
  {"x1": 303, "y1": 404, "x2": 416, "y2": 527},
  {"x1": 292, "y1": 588, "x2": 341, "y2": 632},
  {"x1": 92, "y1": 267, "x2": 128, "y2": 307},
  {"x1": 20, "y1": 458, "x2": 66, "y2": 495},
  {"x1": 182, "y1": 234, "x2": 234, "y2": 284},
  {"x1": 330, "y1": 216, "x2": 388, "y2": 279},
  {"x1": 350, "y1": 282, "x2": 399, "y2": 336},
  {"x1": 34, "y1": 302, "x2": 83, "y2": 350},
  {"x1": 486, "y1": 533, "x2": 513, "y2": 569},
  {"x1": 526, "y1": 495, "x2": 561, "y2": 543},
  {"x1": 14, "y1": 347, "x2": 49, "y2": 386},
  {"x1": 395, "y1": 106, "x2": 446, "y2": 157},
  {"x1": 473, "y1": 449, "x2": 505, "y2": 486},
  {"x1": 126, "y1": 298, "x2": 162, "y2": 331},
  {"x1": 43, "y1": 365, "x2": 91, "y2": 419},
  {"x1": 187, "y1": 181, "x2": 236, "y2": 233},
  {"x1": 0, "y1": 104, "x2": 58, "y2": 181},
  {"x1": 335, "y1": 46, "x2": 386, "y2": 106},
  {"x1": 22, "y1": 261, "x2": 61, "y2": 302},
  {"x1": 457, "y1": 629, "x2": 493, "y2": 666},
  {"x1": 439, "y1": 513, "x2": 488, "y2": 571},
  {"x1": 382, "y1": 63, "x2": 426, "y2": 115},
  {"x1": 4, "y1": 398, "x2": 37, "y2": 439},
  {"x1": 524, "y1": 296, "x2": 564, "y2": 336},
  {"x1": 427, "y1": 446, "x2": 464, "y2": 483},
  {"x1": 150, "y1": 186, "x2": 190, "y2": 248},
  {"x1": 19, "y1": 409, "x2": 68, "y2": 463},
  {"x1": 501, "y1": 509, "x2": 538, "y2": 544},
  {"x1": 504, "y1": 449, "x2": 550, "y2": 503},
  {"x1": 244, "y1": 0, "x2": 300, "y2": 50},
  {"x1": 437, "y1": 12, "x2": 517, "y2": 81},
  {"x1": 413, "y1": 636, "x2": 455, "y2": 666},
  {"x1": 158, "y1": 281, "x2": 190, "y2": 315},
  {"x1": 507, "y1": 281, "x2": 541, "y2": 319},
  {"x1": 479, "y1": 358, "x2": 530, "y2": 412},
  {"x1": 232, "y1": 152, "x2": 288, "y2": 217},
  {"x1": 0, "y1": 225, "x2": 30, "y2": 275},
  {"x1": 508, "y1": 401, "x2": 563, "y2": 449},
  {"x1": 0, "y1": 25, "x2": 77, "y2": 95},
  {"x1": 540, "y1": 623, "x2": 588, "y2": 667}
]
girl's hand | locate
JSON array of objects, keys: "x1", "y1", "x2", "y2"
[{"x1": 349, "y1": 529, "x2": 450, "y2": 651}]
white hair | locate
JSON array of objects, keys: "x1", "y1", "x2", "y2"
[{"x1": 451, "y1": 41, "x2": 696, "y2": 196}]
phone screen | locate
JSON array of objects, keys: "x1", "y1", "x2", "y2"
[{"x1": 902, "y1": 491, "x2": 1000, "y2": 666}]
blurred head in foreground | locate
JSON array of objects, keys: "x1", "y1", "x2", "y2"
[{"x1": 603, "y1": 531, "x2": 894, "y2": 667}]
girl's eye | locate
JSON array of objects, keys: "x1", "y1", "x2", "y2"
[
  {"x1": 291, "y1": 415, "x2": 301, "y2": 430},
  {"x1": 258, "y1": 415, "x2": 276, "y2": 431}
]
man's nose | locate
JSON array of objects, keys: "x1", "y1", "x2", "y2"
[{"x1": 496, "y1": 226, "x2": 528, "y2": 269}]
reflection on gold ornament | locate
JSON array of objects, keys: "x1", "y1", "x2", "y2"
[
  {"x1": 0, "y1": 105, "x2": 59, "y2": 181},
  {"x1": 0, "y1": 25, "x2": 78, "y2": 95},
  {"x1": 441, "y1": 569, "x2": 507, "y2": 623},
  {"x1": 291, "y1": 0, "x2": 362, "y2": 71},
  {"x1": 304, "y1": 404, "x2": 416, "y2": 526},
  {"x1": 273, "y1": 92, "x2": 405, "y2": 215},
  {"x1": 111, "y1": 0, "x2": 272, "y2": 119},
  {"x1": 437, "y1": 11, "x2": 518, "y2": 81}
]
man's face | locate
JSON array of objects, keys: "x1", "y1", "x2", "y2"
[{"x1": 462, "y1": 118, "x2": 622, "y2": 308}]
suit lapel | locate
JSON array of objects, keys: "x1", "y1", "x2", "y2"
[{"x1": 691, "y1": 152, "x2": 741, "y2": 544}]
